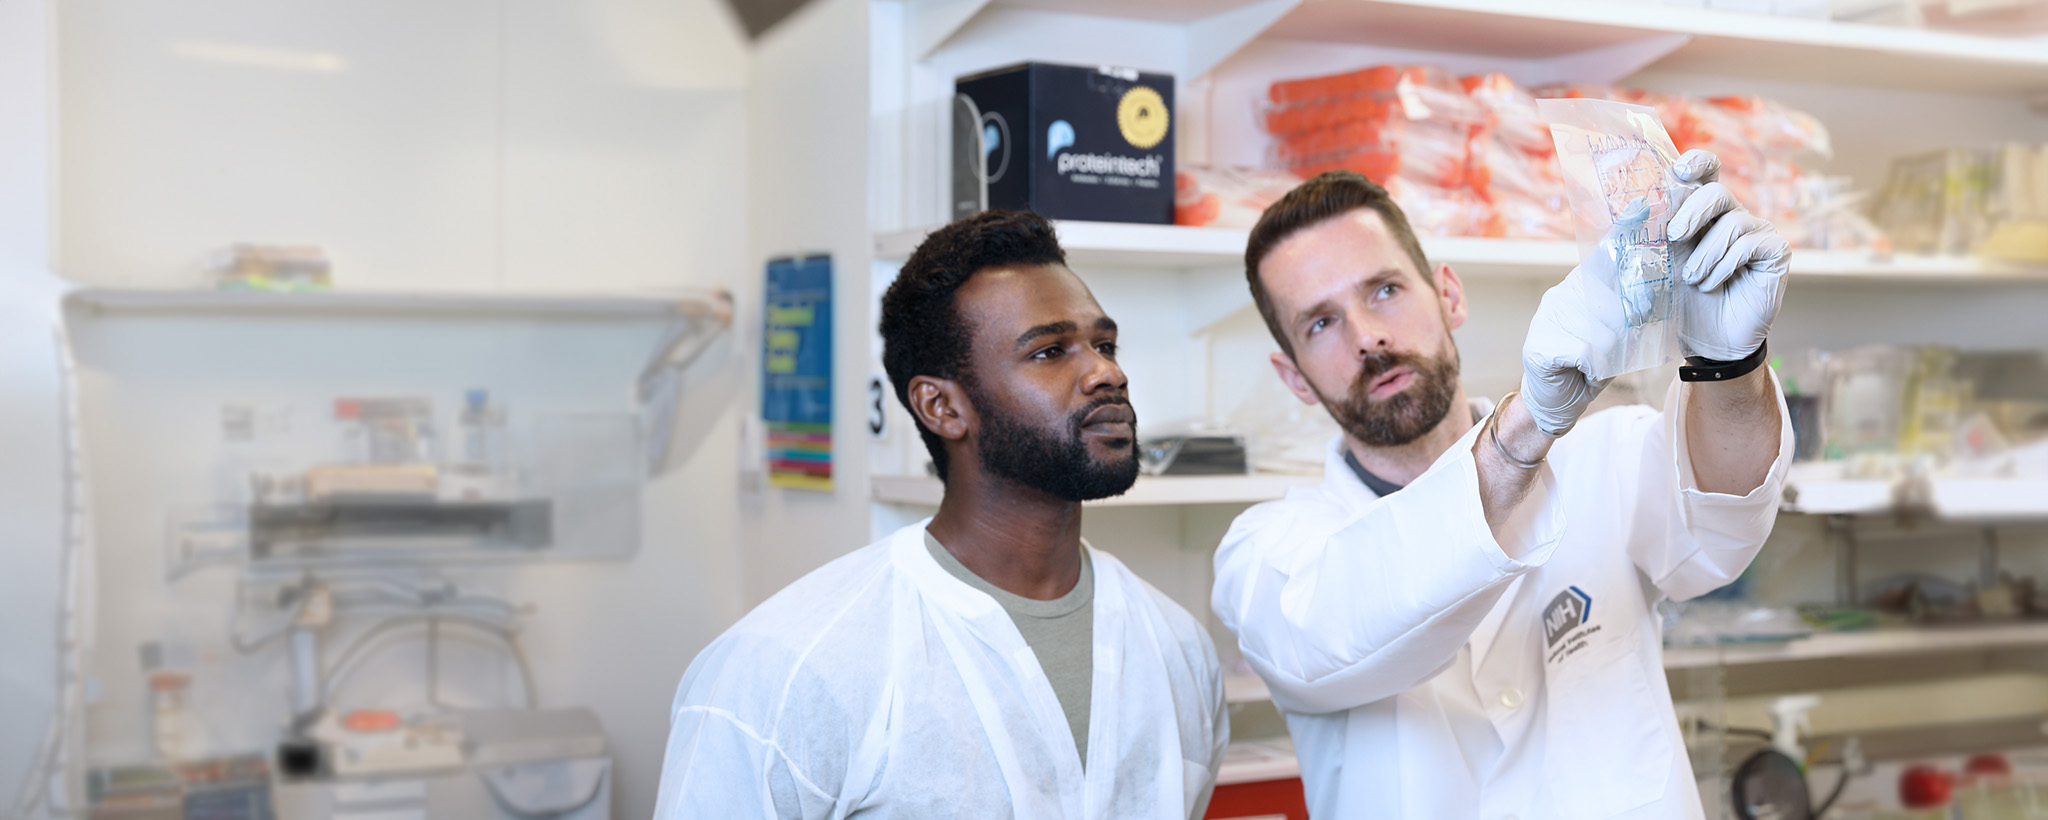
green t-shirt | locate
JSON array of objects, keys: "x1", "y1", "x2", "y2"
[{"x1": 925, "y1": 531, "x2": 1094, "y2": 767}]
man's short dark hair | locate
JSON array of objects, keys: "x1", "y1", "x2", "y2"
[
  {"x1": 880, "y1": 210, "x2": 1067, "y2": 482},
  {"x1": 1244, "y1": 171, "x2": 1431, "y2": 358}
]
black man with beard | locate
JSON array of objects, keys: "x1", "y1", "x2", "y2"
[{"x1": 654, "y1": 210, "x2": 1226, "y2": 820}]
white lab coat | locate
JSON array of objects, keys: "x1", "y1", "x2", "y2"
[
  {"x1": 1213, "y1": 377, "x2": 1792, "y2": 820},
  {"x1": 654, "y1": 519, "x2": 1228, "y2": 819}
]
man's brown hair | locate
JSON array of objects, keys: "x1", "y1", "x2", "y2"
[{"x1": 1244, "y1": 170, "x2": 1432, "y2": 358}]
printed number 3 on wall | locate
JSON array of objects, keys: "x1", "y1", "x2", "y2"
[{"x1": 868, "y1": 376, "x2": 886, "y2": 438}]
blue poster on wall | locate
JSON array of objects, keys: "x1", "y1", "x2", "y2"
[{"x1": 761, "y1": 255, "x2": 832, "y2": 490}]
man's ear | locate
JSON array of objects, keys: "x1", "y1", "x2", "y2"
[
  {"x1": 1435, "y1": 262, "x2": 1468, "y2": 332},
  {"x1": 908, "y1": 375, "x2": 974, "y2": 441},
  {"x1": 1269, "y1": 352, "x2": 1323, "y2": 407}
]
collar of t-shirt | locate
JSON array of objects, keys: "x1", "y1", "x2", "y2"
[
  {"x1": 1341, "y1": 405, "x2": 1484, "y2": 497},
  {"x1": 924, "y1": 531, "x2": 1093, "y2": 618}
]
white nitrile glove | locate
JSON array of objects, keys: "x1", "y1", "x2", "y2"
[
  {"x1": 1522, "y1": 249, "x2": 1620, "y2": 439},
  {"x1": 1667, "y1": 149, "x2": 1791, "y2": 362}
]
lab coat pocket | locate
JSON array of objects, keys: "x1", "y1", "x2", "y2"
[{"x1": 1541, "y1": 620, "x2": 1670, "y2": 818}]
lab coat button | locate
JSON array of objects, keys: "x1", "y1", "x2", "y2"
[{"x1": 1498, "y1": 688, "x2": 1523, "y2": 710}]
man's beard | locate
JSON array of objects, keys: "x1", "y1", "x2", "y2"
[
  {"x1": 974, "y1": 392, "x2": 1140, "y2": 502},
  {"x1": 1321, "y1": 346, "x2": 1461, "y2": 447}
]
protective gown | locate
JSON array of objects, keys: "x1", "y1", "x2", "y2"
[{"x1": 654, "y1": 519, "x2": 1228, "y2": 819}]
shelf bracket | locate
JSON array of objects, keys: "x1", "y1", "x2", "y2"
[
  {"x1": 637, "y1": 291, "x2": 736, "y2": 477},
  {"x1": 1829, "y1": 514, "x2": 1860, "y2": 607},
  {"x1": 1524, "y1": 33, "x2": 1692, "y2": 88},
  {"x1": 1185, "y1": 0, "x2": 1302, "y2": 80},
  {"x1": 1982, "y1": 526, "x2": 2001, "y2": 589}
]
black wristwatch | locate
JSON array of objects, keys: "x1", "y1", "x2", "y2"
[{"x1": 1679, "y1": 340, "x2": 1768, "y2": 383}]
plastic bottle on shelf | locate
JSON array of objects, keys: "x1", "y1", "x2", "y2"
[
  {"x1": 147, "y1": 670, "x2": 190, "y2": 760},
  {"x1": 444, "y1": 389, "x2": 510, "y2": 502}
]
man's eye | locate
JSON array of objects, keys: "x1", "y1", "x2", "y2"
[
  {"x1": 1378, "y1": 284, "x2": 1399, "y2": 299},
  {"x1": 1096, "y1": 342, "x2": 1118, "y2": 358},
  {"x1": 1032, "y1": 346, "x2": 1063, "y2": 360},
  {"x1": 1308, "y1": 317, "x2": 1329, "y2": 335}
]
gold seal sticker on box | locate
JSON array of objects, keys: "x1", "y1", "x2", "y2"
[{"x1": 1117, "y1": 86, "x2": 1169, "y2": 150}]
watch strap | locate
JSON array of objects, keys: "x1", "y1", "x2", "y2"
[{"x1": 1680, "y1": 340, "x2": 1768, "y2": 383}]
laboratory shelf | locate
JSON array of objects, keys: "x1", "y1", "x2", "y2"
[
  {"x1": 1780, "y1": 477, "x2": 2048, "y2": 518},
  {"x1": 870, "y1": 472, "x2": 1320, "y2": 508},
  {"x1": 876, "y1": 221, "x2": 1578, "y2": 277},
  {"x1": 1662, "y1": 621, "x2": 2048, "y2": 669},
  {"x1": 63, "y1": 286, "x2": 732, "y2": 322},
  {"x1": 1208, "y1": 625, "x2": 2048, "y2": 706},
  {"x1": 1780, "y1": 478, "x2": 1899, "y2": 515},
  {"x1": 962, "y1": 0, "x2": 2048, "y2": 96},
  {"x1": 1928, "y1": 479, "x2": 2048, "y2": 521},
  {"x1": 876, "y1": 221, "x2": 1256, "y2": 270},
  {"x1": 1225, "y1": 672, "x2": 1272, "y2": 705},
  {"x1": 1267, "y1": 0, "x2": 2048, "y2": 95},
  {"x1": 876, "y1": 222, "x2": 2048, "y2": 286},
  {"x1": 1217, "y1": 737, "x2": 1301, "y2": 786}
]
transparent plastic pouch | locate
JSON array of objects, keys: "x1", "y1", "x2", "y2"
[{"x1": 1537, "y1": 97, "x2": 1701, "y2": 380}]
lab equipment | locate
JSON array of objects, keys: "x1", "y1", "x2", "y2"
[
  {"x1": 1731, "y1": 747, "x2": 1812, "y2": 820},
  {"x1": 1260, "y1": 65, "x2": 1494, "y2": 238},
  {"x1": 1825, "y1": 345, "x2": 1916, "y2": 459},
  {"x1": 1463, "y1": 73, "x2": 1571, "y2": 240},
  {"x1": 303, "y1": 464, "x2": 437, "y2": 500},
  {"x1": 1537, "y1": 84, "x2": 1864, "y2": 250},
  {"x1": 249, "y1": 498, "x2": 552, "y2": 559},
  {"x1": 311, "y1": 711, "x2": 463, "y2": 777},
  {"x1": 1172, "y1": 165, "x2": 1305, "y2": 229},
  {"x1": 445, "y1": 389, "x2": 512, "y2": 501},
  {"x1": 271, "y1": 710, "x2": 608, "y2": 820},
  {"x1": 1137, "y1": 434, "x2": 1248, "y2": 476},
  {"x1": 1539, "y1": 97, "x2": 1698, "y2": 380},
  {"x1": 333, "y1": 397, "x2": 436, "y2": 465},
  {"x1": 954, "y1": 63, "x2": 1175, "y2": 224},
  {"x1": 147, "y1": 671, "x2": 192, "y2": 761},
  {"x1": 86, "y1": 755, "x2": 276, "y2": 820},
  {"x1": 1877, "y1": 148, "x2": 1999, "y2": 255},
  {"x1": 205, "y1": 244, "x2": 331, "y2": 292}
]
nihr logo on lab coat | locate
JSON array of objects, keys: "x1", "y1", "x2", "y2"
[{"x1": 1542, "y1": 586, "x2": 1598, "y2": 660}]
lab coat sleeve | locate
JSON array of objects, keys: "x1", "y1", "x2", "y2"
[
  {"x1": 1628, "y1": 369, "x2": 1794, "y2": 602},
  {"x1": 652, "y1": 704, "x2": 837, "y2": 820},
  {"x1": 1212, "y1": 427, "x2": 1566, "y2": 716}
]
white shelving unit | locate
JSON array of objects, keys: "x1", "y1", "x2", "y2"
[
  {"x1": 1781, "y1": 476, "x2": 2048, "y2": 518},
  {"x1": 1664, "y1": 622, "x2": 2048, "y2": 669},
  {"x1": 65, "y1": 286, "x2": 732, "y2": 322},
  {"x1": 872, "y1": 472, "x2": 1320, "y2": 507},
  {"x1": 1225, "y1": 671, "x2": 1273, "y2": 705},
  {"x1": 1217, "y1": 736, "x2": 1301, "y2": 785},
  {"x1": 879, "y1": 221, "x2": 2048, "y2": 285},
  {"x1": 62, "y1": 285, "x2": 737, "y2": 478},
  {"x1": 935, "y1": 0, "x2": 2048, "y2": 94}
]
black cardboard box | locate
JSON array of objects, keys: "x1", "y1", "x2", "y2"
[{"x1": 957, "y1": 63, "x2": 1174, "y2": 224}]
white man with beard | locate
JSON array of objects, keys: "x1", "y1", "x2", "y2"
[
  {"x1": 652, "y1": 210, "x2": 1227, "y2": 820},
  {"x1": 1211, "y1": 154, "x2": 1793, "y2": 819}
]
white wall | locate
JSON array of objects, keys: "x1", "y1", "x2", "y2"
[
  {"x1": 55, "y1": 3, "x2": 751, "y2": 819},
  {"x1": 741, "y1": 0, "x2": 875, "y2": 602},
  {"x1": 59, "y1": 0, "x2": 749, "y2": 293},
  {"x1": 0, "y1": 0, "x2": 71, "y2": 812}
]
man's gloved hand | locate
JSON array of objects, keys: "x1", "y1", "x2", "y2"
[
  {"x1": 1667, "y1": 149, "x2": 1791, "y2": 362},
  {"x1": 1522, "y1": 252, "x2": 1620, "y2": 439}
]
